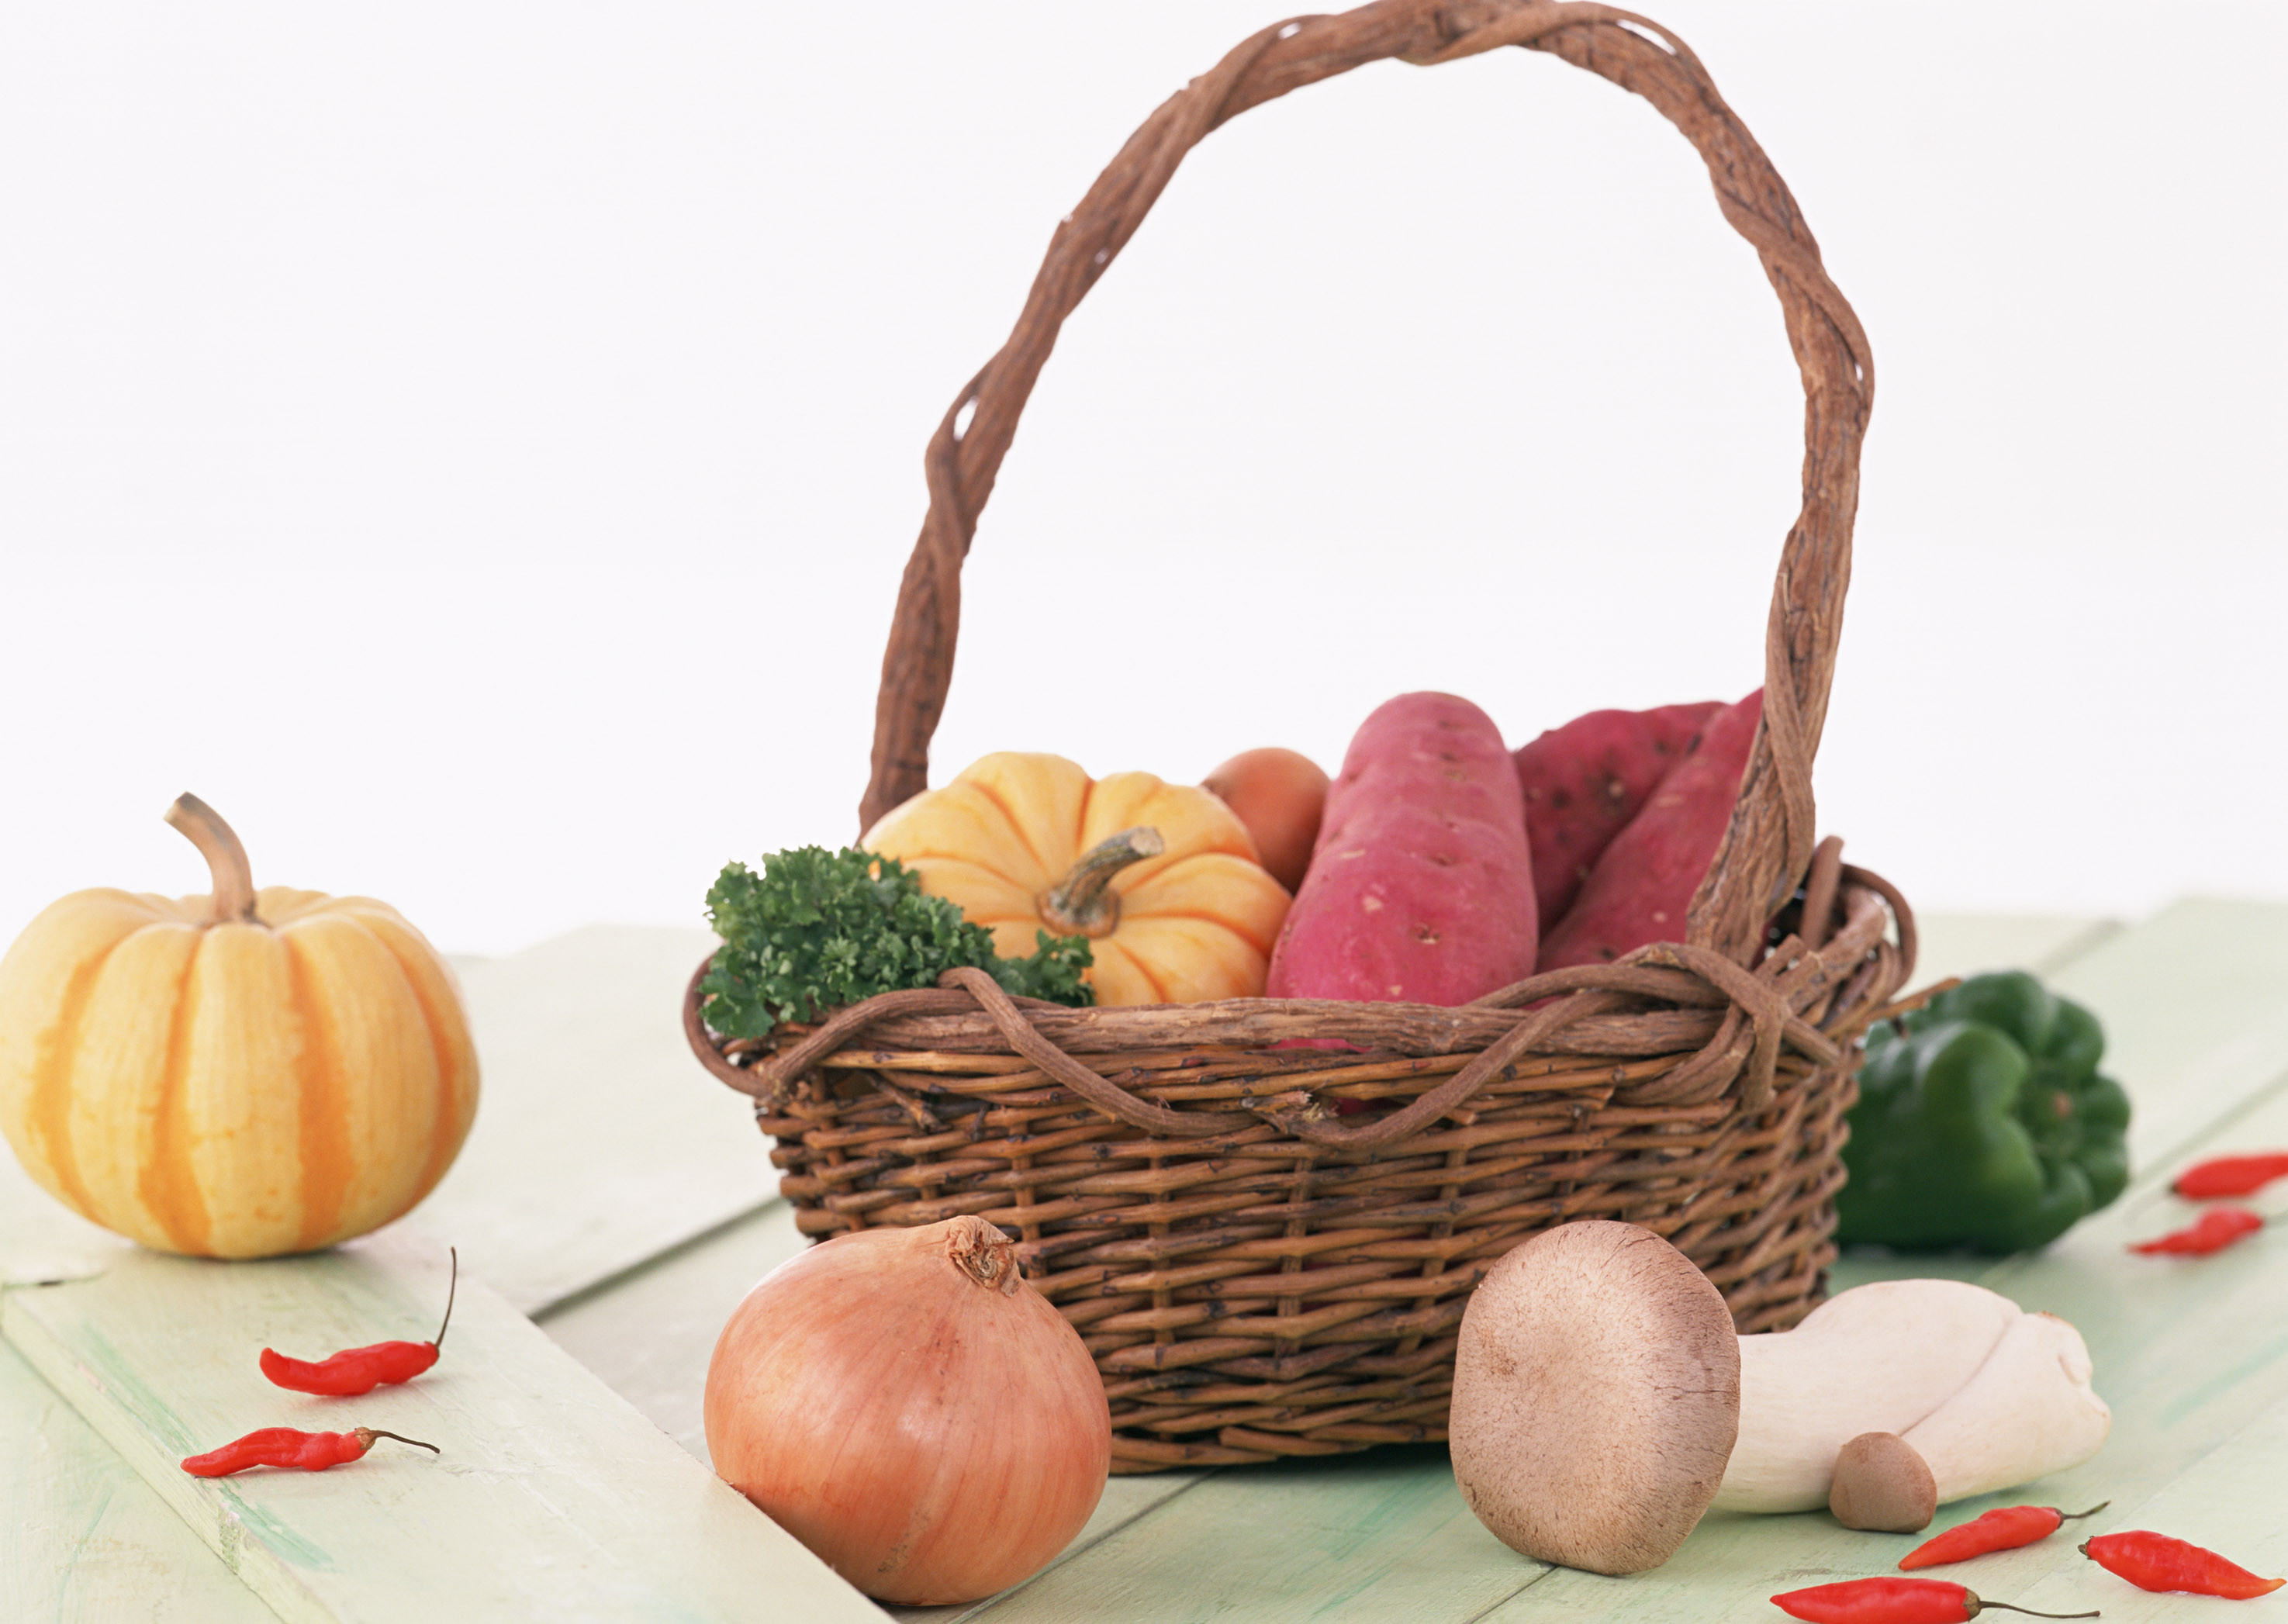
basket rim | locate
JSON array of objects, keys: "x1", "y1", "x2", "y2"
[{"x1": 690, "y1": 851, "x2": 1916, "y2": 1150}]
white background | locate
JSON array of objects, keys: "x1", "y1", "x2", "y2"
[{"x1": 2, "y1": 2, "x2": 2281, "y2": 957}]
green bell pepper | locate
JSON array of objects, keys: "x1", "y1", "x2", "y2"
[{"x1": 1837, "y1": 970, "x2": 2131, "y2": 1253}]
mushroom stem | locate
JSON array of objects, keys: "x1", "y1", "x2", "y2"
[
  {"x1": 1039, "y1": 827, "x2": 1164, "y2": 938},
  {"x1": 164, "y1": 794, "x2": 258, "y2": 925}
]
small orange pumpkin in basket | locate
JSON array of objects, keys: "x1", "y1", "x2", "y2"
[{"x1": 862, "y1": 752, "x2": 1290, "y2": 1006}]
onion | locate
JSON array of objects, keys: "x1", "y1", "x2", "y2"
[
  {"x1": 1202, "y1": 746, "x2": 1329, "y2": 893},
  {"x1": 703, "y1": 1215, "x2": 1111, "y2": 1605}
]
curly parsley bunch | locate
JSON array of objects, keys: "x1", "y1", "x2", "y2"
[{"x1": 700, "y1": 846, "x2": 1092, "y2": 1038}]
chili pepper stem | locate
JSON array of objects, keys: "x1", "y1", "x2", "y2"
[
  {"x1": 354, "y1": 1428, "x2": 440, "y2": 1455},
  {"x1": 432, "y1": 1246, "x2": 458, "y2": 1351},
  {"x1": 2058, "y1": 1503, "x2": 2107, "y2": 1522},
  {"x1": 1968, "y1": 1606, "x2": 2098, "y2": 1620}
]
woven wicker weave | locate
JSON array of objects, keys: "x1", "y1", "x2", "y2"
[{"x1": 686, "y1": 0, "x2": 1908, "y2": 1473}]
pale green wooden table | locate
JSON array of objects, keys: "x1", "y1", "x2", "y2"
[{"x1": 6, "y1": 904, "x2": 2286, "y2": 1621}]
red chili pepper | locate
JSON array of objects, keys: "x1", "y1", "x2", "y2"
[
  {"x1": 261, "y1": 1247, "x2": 457, "y2": 1395},
  {"x1": 1899, "y1": 1503, "x2": 2109, "y2": 1569},
  {"x1": 181, "y1": 1425, "x2": 439, "y2": 1477},
  {"x1": 2127, "y1": 1207, "x2": 2263, "y2": 1256},
  {"x1": 2174, "y1": 1152, "x2": 2288, "y2": 1199},
  {"x1": 2082, "y1": 1531, "x2": 2285, "y2": 1599},
  {"x1": 1771, "y1": 1577, "x2": 2097, "y2": 1622}
]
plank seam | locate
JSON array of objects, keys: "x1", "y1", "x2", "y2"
[
  {"x1": 2107, "y1": 1058, "x2": 2288, "y2": 1207},
  {"x1": 2, "y1": 1285, "x2": 315, "y2": 1624},
  {"x1": 1459, "y1": 1566, "x2": 1557, "y2": 1624},
  {"x1": 524, "y1": 1197, "x2": 786, "y2": 1324},
  {"x1": 2027, "y1": 918, "x2": 2124, "y2": 976},
  {"x1": 926, "y1": 1469, "x2": 1225, "y2": 1621},
  {"x1": 1985, "y1": 1392, "x2": 2288, "y2": 1607}
]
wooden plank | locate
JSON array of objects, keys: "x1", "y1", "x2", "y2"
[
  {"x1": 0, "y1": 1135, "x2": 135, "y2": 1288},
  {"x1": 2043, "y1": 898, "x2": 2288, "y2": 1172},
  {"x1": 537, "y1": 1199, "x2": 812, "y2": 1463},
  {"x1": 1910, "y1": 913, "x2": 2118, "y2": 989},
  {"x1": 2009, "y1": 1385, "x2": 2288, "y2": 1622},
  {"x1": 883, "y1": 1475, "x2": 1215, "y2": 1624},
  {"x1": 3, "y1": 1228, "x2": 884, "y2": 1623},
  {"x1": 963, "y1": 1445, "x2": 1536, "y2": 1624},
  {"x1": 408, "y1": 924, "x2": 773, "y2": 1315},
  {"x1": 0, "y1": 1339, "x2": 275, "y2": 1622}
]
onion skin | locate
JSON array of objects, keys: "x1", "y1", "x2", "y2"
[
  {"x1": 703, "y1": 1215, "x2": 1110, "y2": 1605},
  {"x1": 1203, "y1": 747, "x2": 1329, "y2": 893}
]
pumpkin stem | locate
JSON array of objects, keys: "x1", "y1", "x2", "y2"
[
  {"x1": 1038, "y1": 826, "x2": 1163, "y2": 938},
  {"x1": 164, "y1": 794, "x2": 259, "y2": 925}
]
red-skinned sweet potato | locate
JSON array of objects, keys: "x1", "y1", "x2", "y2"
[
  {"x1": 1267, "y1": 693, "x2": 1537, "y2": 1006},
  {"x1": 1512, "y1": 701, "x2": 1721, "y2": 931},
  {"x1": 1535, "y1": 689, "x2": 1763, "y2": 972}
]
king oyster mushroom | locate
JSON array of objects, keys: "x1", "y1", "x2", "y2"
[
  {"x1": 1713, "y1": 1281, "x2": 2110, "y2": 1513},
  {"x1": 1451, "y1": 1225, "x2": 2113, "y2": 1574}
]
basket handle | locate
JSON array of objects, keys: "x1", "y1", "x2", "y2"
[{"x1": 860, "y1": 0, "x2": 1872, "y2": 962}]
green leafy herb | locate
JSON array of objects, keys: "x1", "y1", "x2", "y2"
[
  {"x1": 990, "y1": 929, "x2": 1094, "y2": 1006},
  {"x1": 700, "y1": 846, "x2": 1093, "y2": 1038}
]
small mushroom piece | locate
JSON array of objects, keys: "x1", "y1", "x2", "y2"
[
  {"x1": 1830, "y1": 1432, "x2": 1938, "y2": 1532},
  {"x1": 1450, "y1": 1221, "x2": 1741, "y2": 1575}
]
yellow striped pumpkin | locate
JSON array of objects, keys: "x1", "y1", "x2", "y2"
[
  {"x1": 861, "y1": 752, "x2": 1291, "y2": 1007},
  {"x1": 0, "y1": 796, "x2": 478, "y2": 1259}
]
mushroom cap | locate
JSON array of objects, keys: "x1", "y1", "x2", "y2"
[
  {"x1": 1450, "y1": 1220, "x2": 1741, "y2": 1575},
  {"x1": 1829, "y1": 1432, "x2": 1937, "y2": 1532}
]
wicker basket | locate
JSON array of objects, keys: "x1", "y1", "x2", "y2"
[{"x1": 686, "y1": 0, "x2": 1913, "y2": 1474}]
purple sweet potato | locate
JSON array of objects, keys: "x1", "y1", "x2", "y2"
[
  {"x1": 1266, "y1": 692, "x2": 1537, "y2": 1006},
  {"x1": 1512, "y1": 701, "x2": 1722, "y2": 931},
  {"x1": 1535, "y1": 689, "x2": 1763, "y2": 973}
]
